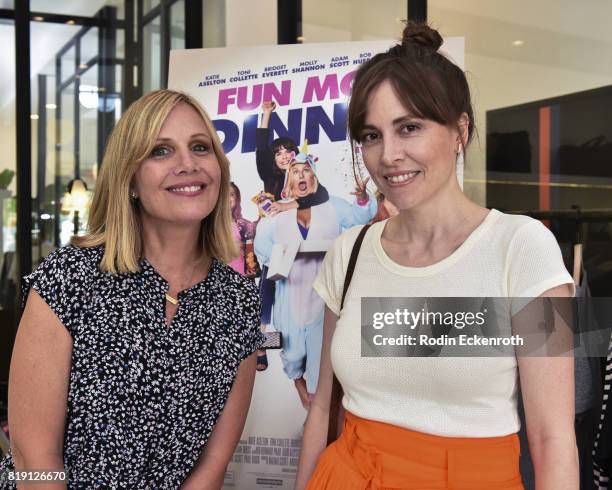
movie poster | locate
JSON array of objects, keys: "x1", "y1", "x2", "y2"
[{"x1": 168, "y1": 38, "x2": 463, "y2": 489}]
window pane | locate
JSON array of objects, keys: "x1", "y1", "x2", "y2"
[
  {"x1": 143, "y1": 0, "x2": 161, "y2": 16},
  {"x1": 81, "y1": 28, "x2": 99, "y2": 68},
  {"x1": 0, "y1": 20, "x2": 16, "y2": 373},
  {"x1": 143, "y1": 15, "x2": 161, "y2": 92},
  {"x1": 170, "y1": 0, "x2": 185, "y2": 51},
  {"x1": 30, "y1": 0, "x2": 125, "y2": 19},
  {"x1": 58, "y1": 82, "x2": 76, "y2": 246},
  {"x1": 78, "y1": 65, "x2": 99, "y2": 193}
]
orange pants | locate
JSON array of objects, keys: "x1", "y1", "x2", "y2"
[{"x1": 306, "y1": 412, "x2": 524, "y2": 490}]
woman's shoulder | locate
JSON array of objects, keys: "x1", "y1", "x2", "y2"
[
  {"x1": 208, "y1": 261, "x2": 261, "y2": 324},
  {"x1": 491, "y1": 211, "x2": 573, "y2": 297},
  {"x1": 212, "y1": 259, "x2": 259, "y2": 295},
  {"x1": 24, "y1": 245, "x2": 104, "y2": 334},
  {"x1": 35, "y1": 244, "x2": 103, "y2": 276},
  {"x1": 325, "y1": 223, "x2": 374, "y2": 263},
  {"x1": 489, "y1": 209, "x2": 553, "y2": 243}
]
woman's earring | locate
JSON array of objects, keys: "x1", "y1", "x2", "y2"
[
  {"x1": 456, "y1": 149, "x2": 464, "y2": 166},
  {"x1": 130, "y1": 191, "x2": 138, "y2": 200},
  {"x1": 456, "y1": 150, "x2": 464, "y2": 191}
]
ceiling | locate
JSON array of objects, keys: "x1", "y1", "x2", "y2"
[{"x1": 302, "y1": 0, "x2": 612, "y2": 73}]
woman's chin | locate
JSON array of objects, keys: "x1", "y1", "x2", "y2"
[{"x1": 143, "y1": 212, "x2": 210, "y2": 228}]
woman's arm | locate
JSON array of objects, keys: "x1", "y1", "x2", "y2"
[
  {"x1": 260, "y1": 101, "x2": 275, "y2": 129},
  {"x1": 295, "y1": 307, "x2": 338, "y2": 490},
  {"x1": 518, "y1": 283, "x2": 578, "y2": 490},
  {"x1": 333, "y1": 193, "x2": 377, "y2": 230},
  {"x1": 9, "y1": 289, "x2": 72, "y2": 490},
  {"x1": 180, "y1": 353, "x2": 258, "y2": 490},
  {"x1": 256, "y1": 102, "x2": 276, "y2": 185}
]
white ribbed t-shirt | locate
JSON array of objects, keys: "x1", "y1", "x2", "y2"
[{"x1": 313, "y1": 209, "x2": 574, "y2": 437}]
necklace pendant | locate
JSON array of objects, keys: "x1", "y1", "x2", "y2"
[{"x1": 165, "y1": 293, "x2": 179, "y2": 305}]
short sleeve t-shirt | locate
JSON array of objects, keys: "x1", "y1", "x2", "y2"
[
  {"x1": 0, "y1": 245, "x2": 264, "y2": 489},
  {"x1": 313, "y1": 209, "x2": 574, "y2": 438}
]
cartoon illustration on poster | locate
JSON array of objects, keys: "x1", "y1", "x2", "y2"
[{"x1": 168, "y1": 38, "x2": 463, "y2": 489}]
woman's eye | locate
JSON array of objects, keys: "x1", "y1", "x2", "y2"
[
  {"x1": 361, "y1": 132, "x2": 379, "y2": 143},
  {"x1": 192, "y1": 143, "x2": 209, "y2": 153},
  {"x1": 401, "y1": 124, "x2": 419, "y2": 134},
  {"x1": 151, "y1": 146, "x2": 170, "y2": 157}
]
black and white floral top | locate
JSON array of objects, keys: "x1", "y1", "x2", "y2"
[{"x1": 0, "y1": 245, "x2": 264, "y2": 489}]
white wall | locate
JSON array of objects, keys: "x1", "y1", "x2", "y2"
[
  {"x1": 303, "y1": 0, "x2": 406, "y2": 42},
  {"x1": 224, "y1": 0, "x2": 277, "y2": 47},
  {"x1": 203, "y1": 0, "x2": 226, "y2": 48}
]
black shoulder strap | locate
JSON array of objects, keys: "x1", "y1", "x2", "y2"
[
  {"x1": 328, "y1": 224, "x2": 372, "y2": 446},
  {"x1": 340, "y1": 224, "x2": 371, "y2": 312}
]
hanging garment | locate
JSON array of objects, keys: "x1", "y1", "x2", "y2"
[{"x1": 594, "y1": 334, "x2": 612, "y2": 490}]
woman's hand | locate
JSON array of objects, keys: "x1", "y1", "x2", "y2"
[
  {"x1": 350, "y1": 176, "x2": 370, "y2": 205},
  {"x1": 261, "y1": 100, "x2": 276, "y2": 113},
  {"x1": 268, "y1": 200, "x2": 298, "y2": 216},
  {"x1": 181, "y1": 353, "x2": 258, "y2": 489},
  {"x1": 260, "y1": 101, "x2": 276, "y2": 129}
]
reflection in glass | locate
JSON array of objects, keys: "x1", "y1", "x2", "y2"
[
  {"x1": 80, "y1": 28, "x2": 100, "y2": 69},
  {"x1": 143, "y1": 15, "x2": 161, "y2": 92},
  {"x1": 143, "y1": 0, "x2": 161, "y2": 15},
  {"x1": 61, "y1": 45, "x2": 76, "y2": 84},
  {"x1": 79, "y1": 65, "x2": 99, "y2": 193},
  {"x1": 171, "y1": 1, "x2": 185, "y2": 51}
]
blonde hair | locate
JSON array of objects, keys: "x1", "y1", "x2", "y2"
[
  {"x1": 72, "y1": 89, "x2": 237, "y2": 273},
  {"x1": 283, "y1": 161, "x2": 319, "y2": 199}
]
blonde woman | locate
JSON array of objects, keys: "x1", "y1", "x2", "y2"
[{"x1": 0, "y1": 90, "x2": 263, "y2": 489}]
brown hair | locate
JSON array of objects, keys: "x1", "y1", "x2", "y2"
[
  {"x1": 72, "y1": 89, "x2": 238, "y2": 273},
  {"x1": 348, "y1": 22, "x2": 474, "y2": 152}
]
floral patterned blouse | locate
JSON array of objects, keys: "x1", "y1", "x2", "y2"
[{"x1": 0, "y1": 245, "x2": 264, "y2": 489}]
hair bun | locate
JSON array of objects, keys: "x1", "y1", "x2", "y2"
[{"x1": 401, "y1": 21, "x2": 443, "y2": 52}]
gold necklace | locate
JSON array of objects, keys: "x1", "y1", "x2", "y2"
[
  {"x1": 165, "y1": 293, "x2": 179, "y2": 305},
  {"x1": 164, "y1": 256, "x2": 209, "y2": 306}
]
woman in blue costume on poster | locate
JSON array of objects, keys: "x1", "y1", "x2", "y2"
[{"x1": 254, "y1": 145, "x2": 376, "y2": 407}]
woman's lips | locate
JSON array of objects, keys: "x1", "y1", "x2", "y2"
[
  {"x1": 384, "y1": 171, "x2": 421, "y2": 186},
  {"x1": 166, "y1": 183, "x2": 207, "y2": 196}
]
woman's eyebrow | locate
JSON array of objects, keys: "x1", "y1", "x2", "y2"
[
  {"x1": 156, "y1": 133, "x2": 211, "y2": 141},
  {"x1": 361, "y1": 123, "x2": 377, "y2": 131},
  {"x1": 392, "y1": 114, "x2": 418, "y2": 125}
]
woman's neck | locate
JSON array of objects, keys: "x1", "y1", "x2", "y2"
[
  {"x1": 387, "y1": 189, "x2": 486, "y2": 246},
  {"x1": 141, "y1": 219, "x2": 206, "y2": 275}
]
